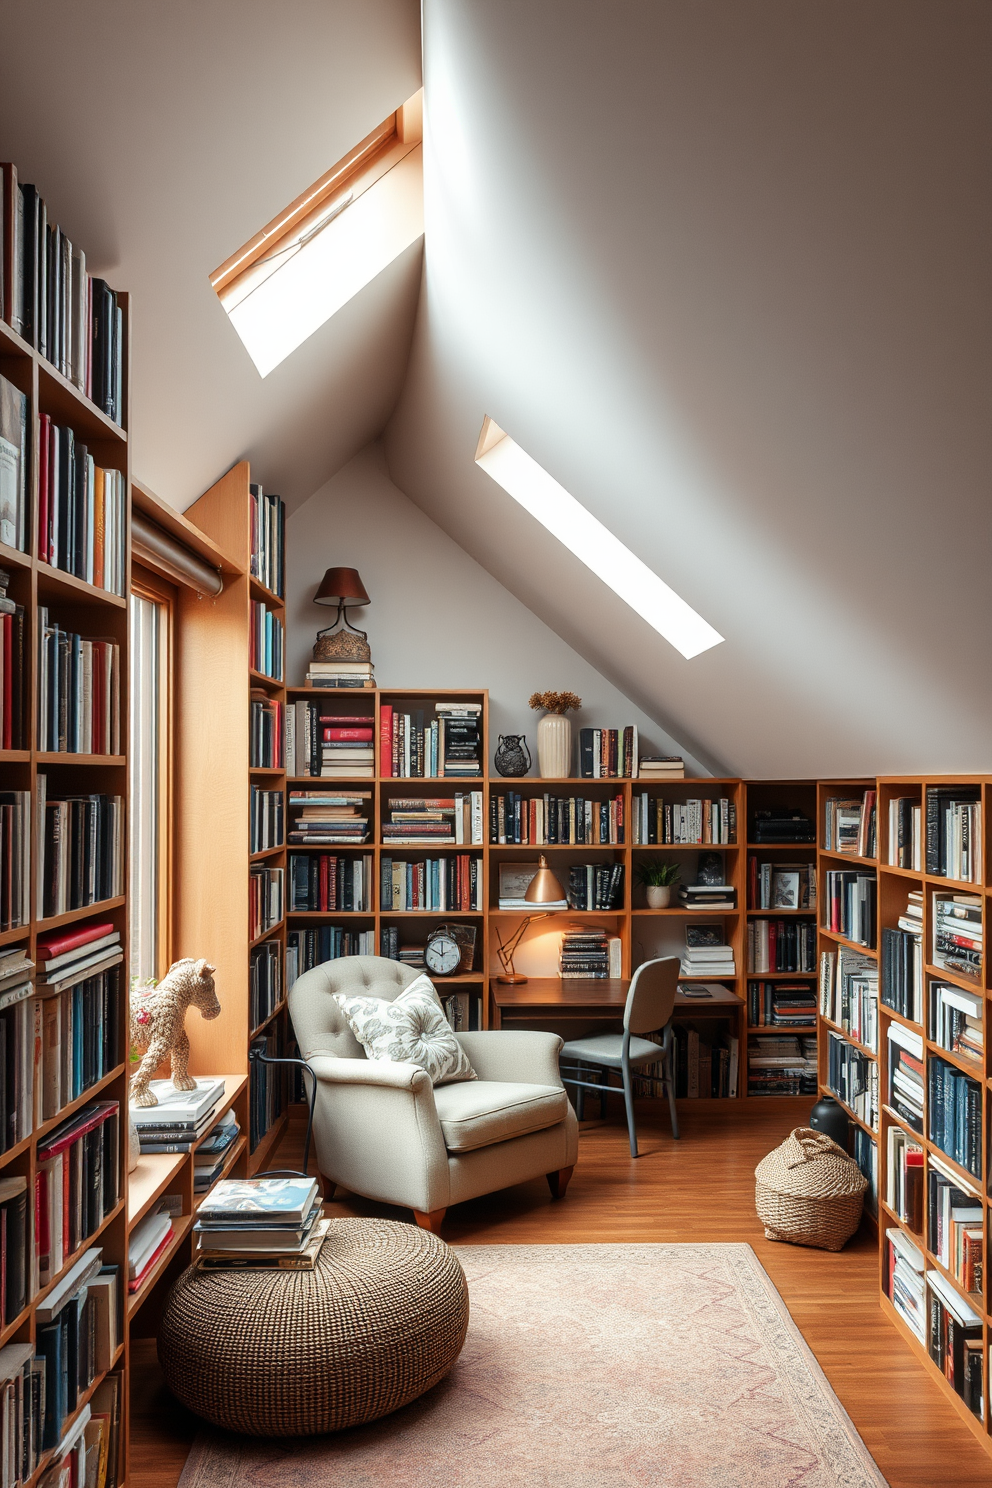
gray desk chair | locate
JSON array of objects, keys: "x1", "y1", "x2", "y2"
[{"x1": 560, "y1": 957, "x2": 680, "y2": 1156}]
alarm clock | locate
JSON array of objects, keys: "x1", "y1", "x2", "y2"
[{"x1": 425, "y1": 928, "x2": 461, "y2": 977}]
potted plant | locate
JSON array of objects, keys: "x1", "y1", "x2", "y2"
[
  {"x1": 636, "y1": 859, "x2": 681, "y2": 909},
  {"x1": 528, "y1": 691, "x2": 582, "y2": 778}
]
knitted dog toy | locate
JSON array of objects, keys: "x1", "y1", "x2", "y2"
[{"x1": 129, "y1": 957, "x2": 221, "y2": 1107}]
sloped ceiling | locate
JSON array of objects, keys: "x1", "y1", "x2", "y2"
[
  {"x1": 0, "y1": 0, "x2": 422, "y2": 509},
  {"x1": 386, "y1": 0, "x2": 992, "y2": 778}
]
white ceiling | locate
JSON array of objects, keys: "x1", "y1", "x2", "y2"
[
  {"x1": 2, "y1": 1, "x2": 990, "y2": 776},
  {"x1": 0, "y1": 0, "x2": 423, "y2": 510}
]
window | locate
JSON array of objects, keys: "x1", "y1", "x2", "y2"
[
  {"x1": 212, "y1": 91, "x2": 423, "y2": 376},
  {"x1": 129, "y1": 576, "x2": 173, "y2": 983}
]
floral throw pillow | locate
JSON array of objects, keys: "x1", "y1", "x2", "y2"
[{"x1": 333, "y1": 975, "x2": 477, "y2": 1086}]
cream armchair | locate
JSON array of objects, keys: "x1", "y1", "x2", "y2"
[{"x1": 288, "y1": 956, "x2": 578, "y2": 1232}]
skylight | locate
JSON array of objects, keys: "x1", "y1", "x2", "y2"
[
  {"x1": 212, "y1": 92, "x2": 424, "y2": 376},
  {"x1": 475, "y1": 418, "x2": 724, "y2": 659}
]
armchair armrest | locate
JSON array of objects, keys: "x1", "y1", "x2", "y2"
[
  {"x1": 454, "y1": 1030, "x2": 565, "y2": 1087},
  {"x1": 307, "y1": 1054, "x2": 431, "y2": 1093}
]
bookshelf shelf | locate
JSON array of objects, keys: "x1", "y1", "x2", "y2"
[
  {"x1": 249, "y1": 844, "x2": 286, "y2": 862},
  {"x1": 36, "y1": 895, "x2": 127, "y2": 931},
  {"x1": 250, "y1": 1001, "x2": 288, "y2": 1039},
  {"x1": 128, "y1": 1153, "x2": 189, "y2": 1229},
  {"x1": 818, "y1": 926, "x2": 877, "y2": 955},
  {"x1": 36, "y1": 356, "x2": 129, "y2": 443},
  {"x1": 34, "y1": 752, "x2": 126, "y2": 766},
  {"x1": 817, "y1": 848, "x2": 878, "y2": 869},
  {"x1": 924, "y1": 961, "x2": 982, "y2": 994},
  {"x1": 630, "y1": 907, "x2": 740, "y2": 917},
  {"x1": 249, "y1": 922, "x2": 286, "y2": 949},
  {"x1": 249, "y1": 668, "x2": 284, "y2": 690},
  {"x1": 35, "y1": 561, "x2": 129, "y2": 608},
  {"x1": 818, "y1": 1084, "x2": 877, "y2": 1137}
]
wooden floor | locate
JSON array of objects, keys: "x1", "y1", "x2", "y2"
[{"x1": 130, "y1": 1098, "x2": 992, "y2": 1488}]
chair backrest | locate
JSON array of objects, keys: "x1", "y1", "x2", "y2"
[
  {"x1": 288, "y1": 955, "x2": 422, "y2": 1059},
  {"x1": 623, "y1": 957, "x2": 680, "y2": 1036}
]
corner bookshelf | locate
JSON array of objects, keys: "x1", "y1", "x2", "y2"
[{"x1": 0, "y1": 275, "x2": 131, "y2": 1481}]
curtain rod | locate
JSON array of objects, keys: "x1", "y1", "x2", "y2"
[{"x1": 131, "y1": 510, "x2": 224, "y2": 597}]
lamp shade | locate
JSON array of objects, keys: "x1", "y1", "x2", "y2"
[
  {"x1": 525, "y1": 854, "x2": 566, "y2": 904},
  {"x1": 314, "y1": 567, "x2": 370, "y2": 607}
]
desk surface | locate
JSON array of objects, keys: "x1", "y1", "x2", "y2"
[{"x1": 490, "y1": 978, "x2": 743, "y2": 1010}]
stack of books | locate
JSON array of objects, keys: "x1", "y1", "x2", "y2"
[
  {"x1": 637, "y1": 756, "x2": 684, "y2": 780},
  {"x1": 679, "y1": 882, "x2": 736, "y2": 911},
  {"x1": 930, "y1": 981, "x2": 983, "y2": 1064},
  {"x1": 932, "y1": 893, "x2": 982, "y2": 980},
  {"x1": 194, "y1": 1109, "x2": 241, "y2": 1192},
  {"x1": 747, "y1": 1034, "x2": 817, "y2": 1096},
  {"x1": 194, "y1": 1177, "x2": 329, "y2": 1270},
  {"x1": 438, "y1": 703, "x2": 482, "y2": 776},
  {"x1": 0, "y1": 567, "x2": 26, "y2": 749},
  {"x1": 129, "y1": 1077, "x2": 226, "y2": 1155},
  {"x1": 382, "y1": 798, "x2": 458, "y2": 845},
  {"x1": 319, "y1": 716, "x2": 374, "y2": 776},
  {"x1": 886, "y1": 1228, "x2": 925, "y2": 1342},
  {"x1": 306, "y1": 659, "x2": 375, "y2": 690},
  {"x1": 128, "y1": 1201, "x2": 174, "y2": 1293},
  {"x1": 681, "y1": 936, "x2": 736, "y2": 978},
  {"x1": 394, "y1": 942, "x2": 426, "y2": 971},
  {"x1": 887, "y1": 1023, "x2": 924, "y2": 1131},
  {"x1": 751, "y1": 811, "x2": 815, "y2": 844},
  {"x1": 558, "y1": 927, "x2": 621, "y2": 980},
  {"x1": 748, "y1": 979, "x2": 816, "y2": 1028},
  {"x1": 287, "y1": 792, "x2": 370, "y2": 844},
  {"x1": 36, "y1": 920, "x2": 123, "y2": 991}
]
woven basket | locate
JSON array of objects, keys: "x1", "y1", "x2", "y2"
[
  {"x1": 158, "y1": 1218, "x2": 469, "y2": 1435},
  {"x1": 755, "y1": 1127, "x2": 867, "y2": 1252}
]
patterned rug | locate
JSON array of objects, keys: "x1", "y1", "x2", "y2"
[{"x1": 178, "y1": 1243, "x2": 887, "y2": 1488}]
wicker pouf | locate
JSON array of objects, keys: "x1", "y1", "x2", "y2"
[
  {"x1": 755, "y1": 1127, "x2": 867, "y2": 1252},
  {"x1": 157, "y1": 1217, "x2": 469, "y2": 1435}
]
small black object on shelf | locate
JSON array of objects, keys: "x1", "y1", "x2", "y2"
[
  {"x1": 493, "y1": 734, "x2": 531, "y2": 777},
  {"x1": 809, "y1": 1095, "x2": 850, "y2": 1149}
]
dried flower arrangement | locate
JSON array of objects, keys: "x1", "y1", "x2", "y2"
[{"x1": 528, "y1": 691, "x2": 582, "y2": 715}]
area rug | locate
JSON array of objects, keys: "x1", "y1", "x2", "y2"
[{"x1": 177, "y1": 1243, "x2": 887, "y2": 1488}]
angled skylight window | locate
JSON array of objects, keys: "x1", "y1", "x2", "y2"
[
  {"x1": 475, "y1": 418, "x2": 724, "y2": 660},
  {"x1": 212, "y1": 91, "x2": 423, "y2": 376}
]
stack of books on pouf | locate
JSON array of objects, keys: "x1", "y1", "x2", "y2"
[
  {"x1": 193, "y1": 1177, "x2": 329, "y2": 1270},
  {"x1": 194, "y1": 1109, "x2": 241, "y2": 1193},
  {"x1": 130, "y1": 1077, "x2": 226, "y2": 1154},
  {"x1": 637, "y1": 756, "x2": 685, "y2": 780}
]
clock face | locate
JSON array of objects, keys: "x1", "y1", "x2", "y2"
[{"x1": 426, "y1": 933, "x2": 461, "y2": 975}]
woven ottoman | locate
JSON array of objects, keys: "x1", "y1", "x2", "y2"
[{"x1": 157, "y1": 1217, "x2": 469, "y2": 1435}]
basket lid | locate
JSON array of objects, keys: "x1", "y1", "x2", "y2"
[{"x1": 754, "y1": 1127, "x2": 868, "y2": 1198}]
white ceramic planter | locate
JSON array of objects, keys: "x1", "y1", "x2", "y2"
[
  {"x1": 537, "y1": 714, "x2": 572, "y2": 778},
  {"x1": 645, "y1": 885, "x2": 673, "y2": 909}
]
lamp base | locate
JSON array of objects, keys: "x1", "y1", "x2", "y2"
[{"x1": 496, "y1": 973, "x2": 529, "y2": 984}]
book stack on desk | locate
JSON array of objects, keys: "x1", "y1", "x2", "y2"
[
  {"x1": 194, "y1": 1178, "x2": 329, "y2": 1270},
  {"x1": 129, "y1": 1077, "x2": 226, "y2": 1154}
]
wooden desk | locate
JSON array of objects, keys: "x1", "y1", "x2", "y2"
[{"x1": 490, "y1": 978, "x2": 743, "y2": 1029}]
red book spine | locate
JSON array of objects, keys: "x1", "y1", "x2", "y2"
[
  {"x1": 324, "y1": 728, "x2": 373, "y2": 741},
  {"x1": 379, "y1": 706, "x2": 392, "y2": 778}
]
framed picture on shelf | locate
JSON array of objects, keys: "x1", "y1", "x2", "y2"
[
  {"x1": 498, "y1": 862, "x2": 541, "y2": 908},
  {"x1": 771, "y1": 870, "x2": 800, "y2": 909},
  {"x1": 685, "y1": 923, "x2": 724, "y2": 948}
]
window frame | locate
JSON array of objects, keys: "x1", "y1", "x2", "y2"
[{"x1": 130, "y1": 564, "x2": 176, "y2": 982}]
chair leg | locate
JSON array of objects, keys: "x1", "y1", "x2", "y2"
[
  {"x1": 413, "y1": 1208, "x2": 446, "y2": 1234},
  {"x1": 665, "y1": 1050, "x2": 680, "y2": 1139},
  {"x1": 575, "y1": 1063, "x2": 585, "y2": 1121},
  {"x1": 546, "y1": 1165, "x2": 575, "y2": 1200},
  {"x1": 599, "y1": 1071, "x2": 608, "y2": 1120},
  {"x1": 316, "y1": 1173, "x2": 337, "y2": 1201},
  {"x1": 621, "y1": 1057, "x2": 639, "y2": 1158}
]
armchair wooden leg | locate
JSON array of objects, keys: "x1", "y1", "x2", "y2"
[
  {"x1": 547, "y1": 1165, "x2": 575, "y2": 1200},
  {"x1": 316, "y1": 1174, "x2": 336, "y2": 1201},
  {"x1": 413, "y1": 1208, "x2": 446, "y2": 1234}
]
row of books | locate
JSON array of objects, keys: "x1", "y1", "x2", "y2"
[
  {"x1": 886, "y1": 1126, "x2": 923, "y2": 1231},
  {"x1": 747, "y1": 859, "x2": 815, "y2": 911},
  {"x1": 249, "y1": 485, "x2": 285, "y2": 599},
  {"x1": 746, "y1": 918, "x2": 816, "y2": 974},
  {"x1": 930, "y1": 980, "x2": 982, "y2": 1065},
  {"x1": 558, "y1": 927, "x2": 622, "y2": 980},
  {"x1": 249, "y1": 1031, "x2": 287, "y2": 1150},
  {"x1": 249, "y1": 865, "x2": 283, "y2": 942},
  {"x1": 630, "y1": 1023, "x2": 739, "y2": 1099},
  {"x1": 249, "y1": 601, "x2": 283, "y2": 682},
  {"x1": 932, "y1": 892, "x2": 982, "y2": 981},
  {"x1": 36, "y1": 1100, "x2": 120, "y2": 1289},
  {"x1": 35, "y1": 1252, "x2": 121, "y2": 1466},
  {"x1": 928, "y1": 1055, "x2": 981, "y2": 1179},
  {"x1": 853, "y1": 1127, "x2": 877, "y2": 1215},
  {"x1": 826, "y1": 1030, "x2": 878, "y2": 1129},
  {"x1": 929, "y1": 1162, "x2": 982, "y2": 1295},
  {"x1": 38, "y1": 784, "x2": 124, "y2": 918},
  {"x1": 750, "y1": 810, "x2": 814, "y2": 844},
  {"x1": 888, "y1": 1022, "x2": 924, "y2": 1132},
  {"x1": 489, "y1": 792, "x2": 625, "y2": 846},
  {"x1": 819, "y1": 947, "x2": 878, "y2": 1050},
  {"x1": 0, "y1": 376, "x2": 28, "y2": 551},
  {"x1": 927, "y1": 1268, "x2": 983, "y2": 1419},
  {"x1": 0, "y1": 568, "x2": 26, "y2": 748},
  {"x1": 888, "y1": 795, "x2": 922, "y2": 871},
  {"x1": 747, "y1": 1033, "x2": 817, "y2": 1096},
  {"x1": 578, "y1": 726, "x2": 638, "y2": 779},
  {"x1": 286, "y1": 702, "x2": 368, "y2": 778},
  {"x1": 38, "y1": 613, "x2": 120, "y2": 754},
  {"x1": 880, "y1": 924, "x2": 922, "y2": 1023},
  {"x1": 37, "y1": 418, "x2": 126, "y2": 595},
  {"x1": 288, "y1": 791, "x2": 370, "y2": 844},
  {"x1": 438, "y1": 990, "x2": 480, "y2": 1032},
  {"x1": 286, "y1": 927, "x2": 374, "y2": 988},
  {"x1": 291, "y1": 852, "x2": 373, "y2": 913},
  {"x1": 382, "y1": 794, "x2": 484, "y2": 845},
  {"x1": 567, "y1": 863, "x2": 624, "y2": 912},
  {"x1": 380, "y1": 855, "x2": 482, "y2": 913},
  {"x1": 822, "y1": 792, "x2": 876, "y2": 858},
  {"x1": 747, "y1": 979, "x2": 816, "y2": 1028},
  {"x1": 249, "y1": 693, "x2": 283, "y2": 770},
  {"x1": 381, "y1": 933, "x2": 428, "y2": 969},
  {"x1": 926, "y1": 786, "x2": 981, "y2": 883},
  {"x1": 0, "y1": 793, "x2": 30, "y2": 930},
  {"x1": 249, "y1": 787, "x2": 284, "y2": 855},
  {"x1": 822, "y1": 870, "x2": 876, "y2": 948},
  {"x1": 380, "y1": 703, "x2": 482, "y2": 778},
  {"x1": 887, "y1": 1227, "x2": 926, "y2": 1342},
  {"x1": 631, "y1": 794, "x2": 735, "y2": 845},
  {"x1": 249, "y1": 941, "x2": 283, "y2": 1033},
  {"x1": 3, "y1": 169, "x2": 125, "y2": 423}
]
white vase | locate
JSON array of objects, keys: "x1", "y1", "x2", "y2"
[
  {"x1": 127, "y1": 1112, "x2": 141, "y2": 1172},
  {"x1": 537, "y1": 714, "x2": 572, "y2": 778},
  {"x1": 645, "y1": 885, "x2": 673, "y2": 909}
]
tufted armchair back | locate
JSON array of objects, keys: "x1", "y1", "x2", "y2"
[{"x1": 288, "y1": 956, "x2": 422, "y2": 1060}]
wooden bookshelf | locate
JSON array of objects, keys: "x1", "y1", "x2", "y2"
[{"x1": 0, "y1": 244, "x2": 132, "y2": 1485}]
